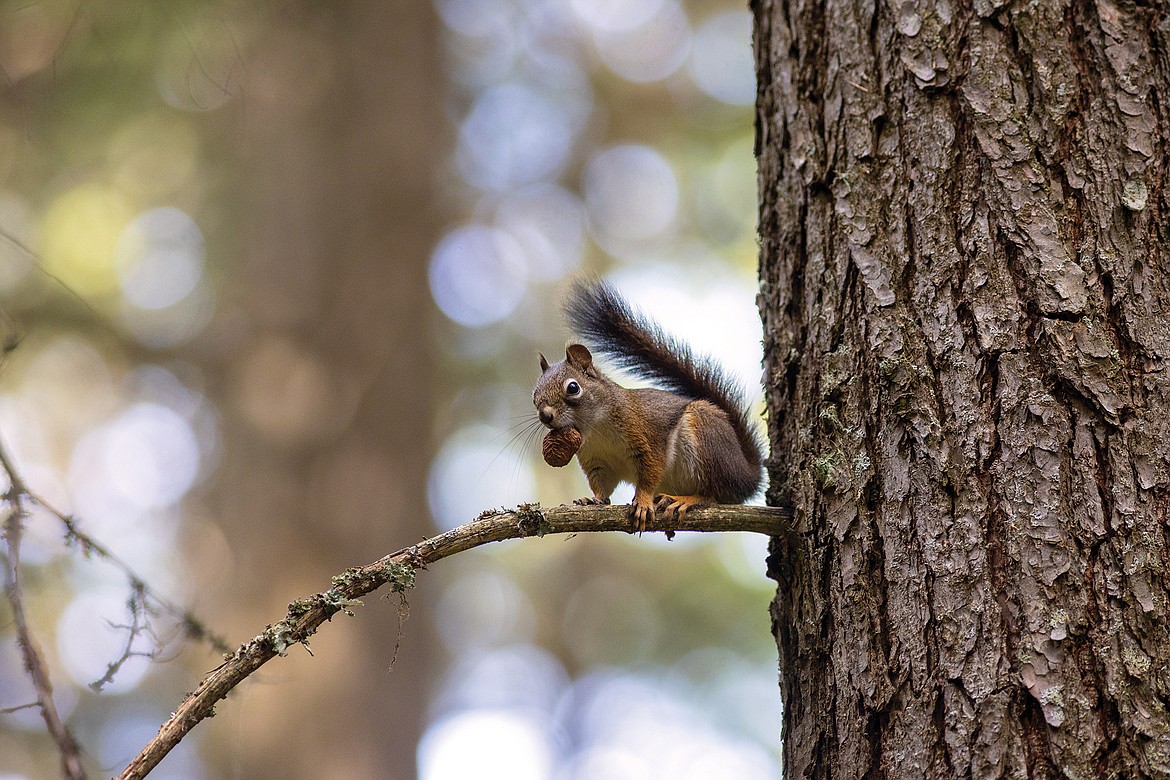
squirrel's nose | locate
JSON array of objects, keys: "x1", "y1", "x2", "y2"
[{"x1": 538, "y1": 407, "x2": 554, "y2": 426}]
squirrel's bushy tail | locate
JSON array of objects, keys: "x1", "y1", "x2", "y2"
[{"x1": 565, "y1": 279, "x2": 763, "y2": 470}]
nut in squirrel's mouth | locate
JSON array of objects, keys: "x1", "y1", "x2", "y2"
[{"x1": 542, "y1": 425, "x2": 583, "y2": 467}]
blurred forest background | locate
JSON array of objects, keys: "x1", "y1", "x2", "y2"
[{"x1": 0, "y1": 0, "x2": 776, "y2": 778}]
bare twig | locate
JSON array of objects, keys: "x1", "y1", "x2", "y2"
[
  {"x1": 0, "y1": 440, "x2": 87, "y2": 779},
  {"x1": 0, "y1": 237, "x2": 227, "y2": 653},
  {"x1": 49, "y1": 506, "x2": 232, "y2": 655},
  {"x1": 0, "y1": 431, "x2": 229, "y2": 778},
  {"x1": 0, "y1": 700, "x2": 40, "y2": 714},
  {"x1": 0, "y1": 461, "x2": 231, "y2": 654},
  {"x1": 89, "y1": 583, "x2": 157, "y2": 693},
  {"x1": 118, "y1": 502, "x2": 791, "y2": 779},
  {"x1": 0, "y1": 226, "x2": 99, "y2": 316}
]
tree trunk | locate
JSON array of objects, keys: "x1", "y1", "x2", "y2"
[
  {"x1": 199, "y1": 3, "x2": 442, "y2": 777},
  {"x1": 753, "y1": 0, "x2": 1170, "y2": 776}
]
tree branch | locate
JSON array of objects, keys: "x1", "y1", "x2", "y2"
[
  {"x1": 8, "y1": 456, "x2": 232, "y2": 655},
  {"x1": 0, "y1": 440, "x2": 87, "y2": 780},
  {"x1": 118, "y1": 502, "x2": 791, "y2": 779},
  {"x1": 0, "y1": 428, "x2": 229, "y2": 778}
]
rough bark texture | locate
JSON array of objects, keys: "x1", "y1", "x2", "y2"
[{"x1": 753, "y1": 0, "x2": 1170, "y2": 777}]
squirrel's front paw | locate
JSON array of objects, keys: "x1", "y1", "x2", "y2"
[
  {"x1": 628, "y1": 496, "x2": 655, "y2": 533},
  {"x1": 573, "y1": 496, "x2": 611, "y2": 506}
]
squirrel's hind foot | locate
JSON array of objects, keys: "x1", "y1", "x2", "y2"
[{"x1": 654, "y1": 494, "x2": 708, "y2": 522}]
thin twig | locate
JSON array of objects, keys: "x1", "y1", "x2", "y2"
[
  {"x1": 89, "y1": 583, "x2": 156, "y2": 693},
  {"x1": 46, "y1": 502, "x2": 232, "y2": 655},
  {"x1": 0, "y1": 440, "x2": 87, "y2": 780},
  {"x1": 0, "y1": 226, "x2": 99, "y2": 316},
  {"x1": 0, "y1": 701, "x2": 40, "y2": 714},
  {"x1": 0, "y1": 245, "x2": 219, "y2": 651},
  {"x1": 0, "y1": 446, "x2": 231, "y2": 654},
  {"x1": 0, "y1": 454, "x2": 231, "y2": 654},
  {"x1": 118, "y1": 502, "x2": 792, "y2": 780}
]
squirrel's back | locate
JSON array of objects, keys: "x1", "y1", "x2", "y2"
[{"x1": 564, "y1": 280, "x2": 763, "y2": 475}]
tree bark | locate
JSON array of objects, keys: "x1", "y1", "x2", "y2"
[{"x1": 753, "y1": 0, "x2": 1170, "y2": 776}]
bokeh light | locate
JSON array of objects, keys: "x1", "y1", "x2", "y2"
[
  {"x1": 436, "y1": 644, "x2": 568, "y2": 716},
  {"x1": 116, "y1": 207, "x2": 205, "y2": 310},
  {"x1": 457, "y1": 83, "x2": 574, "y2": 192},
  {"x1": 55, "y1": 364, "x2": 212, "y2": 590},
  {"x1": 689, "y1": 12, "x2": 757, "y2": 105},
  {"x1": 584, "y1": 145, "x2": 679, "y2": 252},
  {"x1": 556, "y1": 747, "x2": 652, "y2": 780},
  {"x1": 419, "y1": 709, "x2": 556, "y2": 780},
  {"x1": 430, "y1": 225, "x2": 528, "y2": 327},
  {"x1": 563, "y1": 670, "x2": 780, "y2": 779},
  {"x1": 0, "y1": 2, "x2": 77, "y2": 83},
  {"x1": 436, "y1": 0, "x2": 520, "y2": 38},
  {"x1": 120, "y1": 282, "x2": 215, "y2": 348},
  {"x1": 442, "y1": 14, "x2": 522, "y2": 88},
  {"x1": 233, "y1": 337, "x2": 359, "y2": 444},
  {"x1": 10, "y1": 335, "x2": 117, "y2": 447},
  {"x1": 568, "y1": 0, "x2": 666, "y2": 33},
  {"x1": 98, "y1": 403, "x2": 201, "y2": 510},
  {"x1": 428, "y1": 424, "x2": 536, "y2": 530},
  {"x1": 0, "y1": 638, "x2": 42, "y2": 730},
  {"x1": 494, "y1": 184, "x2": 585, "y2": 282},
  {"x1": 715, "y1": 533, "x2": 774, "y2": 587},
  {"x1": 39, "y1": 185, "x2": 133, "y2": 297},
  {"x1": 693, "y1": 146, "x2": 758, "y2": 251},
  {"x1": 592, "y1": 0, "x2": 691, "y2": 84},
  {"x1": 97, "y1": 711, "x2": 203, "y2": 777}
]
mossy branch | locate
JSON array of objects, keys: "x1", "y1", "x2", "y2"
[{"x1": 118, "y1": 502, "x2": 791, "y2": 779}]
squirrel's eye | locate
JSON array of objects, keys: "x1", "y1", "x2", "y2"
[{"x1": 566, "y1": 381, "x2": 581, "y2": 396}]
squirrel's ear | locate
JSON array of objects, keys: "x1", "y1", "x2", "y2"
[
  {"x1": 565, "y1": 343, "x2": 593, "y2": 370},
  {"x1": 538, "y1": 351, "x2": 549, "y2": 372}
]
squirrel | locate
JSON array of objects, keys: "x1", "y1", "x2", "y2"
[{"x1": 533, "y1": 279, "x2": 763, "y2": 532}]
